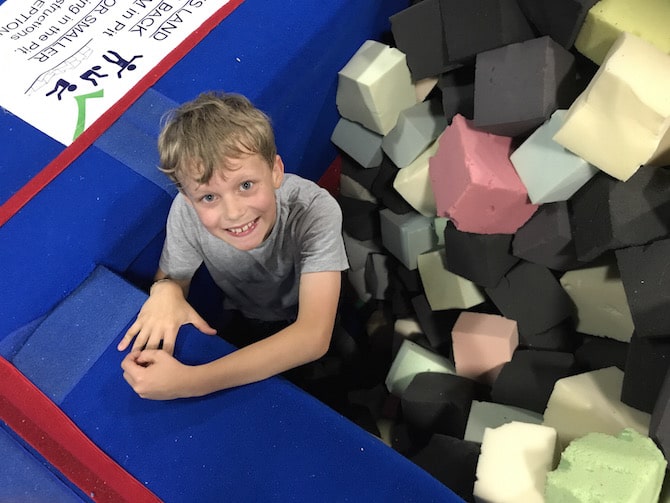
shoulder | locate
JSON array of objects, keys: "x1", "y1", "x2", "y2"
[
  {"x1": 166, "y1": 193, "x2": 200, "y2": 230},
  {"x1": 280, "y1": 174, "x2": 340, "y2": 214}
]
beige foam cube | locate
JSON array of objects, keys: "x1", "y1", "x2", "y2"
[
  {"x1": 554, "y1": 32, "x2": 670, "y2": 181},
  {"x1": 559, "y1": 261, "x2": 634, "y2": 342},
  {"x1": 417, "y1": 249, "x2": 486, "y2": 311},
  {"x1": 452, "y1": 312, "x2": 518, "y2": 386},
  {"x1": 336, "y1": 40, "x2": 416, "y2": 135},
  {"x1": 474, "y1": 421, "x2": 557, "y2": 503},
  {"x1": 414, "y1": 76, "x2": 438, "y2": 103},
  {"x1": 575, "y1": 0, "x2": 670, "y2": 65},
  {"x1": 542, "y1": 366, "x2": 651, "y2": 451},
  {"x1": 393, "y1": 139, "x2": 439, "y2": 217}
]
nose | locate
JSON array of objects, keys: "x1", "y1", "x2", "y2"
[{"x1": 219, "y1": 194, "x2": 245, "y2": 223}]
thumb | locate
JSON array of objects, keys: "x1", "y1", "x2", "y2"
[
  {"x1": 191, "y1": 313, "x2": 217, "y2": 335},
  {"x1": 136, "y1": 349, "x2": 160, "y2": 366}
]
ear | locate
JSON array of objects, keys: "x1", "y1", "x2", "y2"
[{"x1": 272, "y1": 155, "x2": 285, "y2": 189}]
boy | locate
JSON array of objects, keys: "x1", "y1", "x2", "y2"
[{"x1": 118, "y1": 91, "x2": 349, "y2": 400}]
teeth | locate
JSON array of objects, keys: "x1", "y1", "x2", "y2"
[{"x1": 228, "y1": 220, "x2": 254, "y2": 234}]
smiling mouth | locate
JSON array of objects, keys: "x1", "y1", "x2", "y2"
[{"x1": 226, "y1": 217, "x2": 259, "y2": 236}]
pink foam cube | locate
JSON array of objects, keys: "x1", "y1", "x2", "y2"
[
  {"x1": 428, "y1": 114, "x2": 538, "y2": 234},
  {"x1": 452, "y1": 311, "x2": 519, "y2": 385}
]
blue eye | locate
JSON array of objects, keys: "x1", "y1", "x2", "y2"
[
  {"x1": 202, "y1": 194, "x2": 215, "y2": 202},
  {"x1": 240, "y1": 181, "x2": 253, "y2": 191}
]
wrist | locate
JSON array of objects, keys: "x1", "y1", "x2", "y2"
[{"x1": 149, "y1": 277, "x2": 179, "y2": 295}]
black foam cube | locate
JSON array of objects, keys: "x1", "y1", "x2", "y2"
[
  {"x1": 616, "y1": 239, "x2": 670, "y2": 338},
  {"x1": 570, "y1": 167, "x2": 670, "y2": 263},
  {"x1": 338, "y1": 196, "x2": 380, "y2": 242},
  {"x1": 491, "y1": 349, "x2": 580, "y2": 413},
  {"x1": 574, "y1": 335, "x2": 628, "y2": 372},
  {"x1": 440, "y1": 0, "x2": 534, "y2": 64},
  {"x1": 371, "y1": 156, "x2": 415, "y2": 214},
  {"x1": 401, "y1": 372, "x2": 488, "y2": 438},
  {"x1": 519, "y1": 319, "x2": 583, "y2": 353},
  {"x1": 410, "y1": 434, "x2": 480, "y2": 503},
  {"x1": 513, "y1": 201, "x2": 583, "y2": 271},
  {"x1": 516, "y1": 0, "x2": 599, "y2": 48},
  {"x1": 438, "y1": 65, "x2": 475, "y2": 122},
  {"x1": 340, "y1": 154, "x2": 380, "y2": 191},
  {"x1": 621, "y1": 331, "x2": 670, "y2": 414},
  {"x1": 569, "y1": 172, "x2": 620, "y2": 262},
  {"x1": 411, "y1": 294, "x2": 457, "y2": 357},
  {"x1": 485, "y1": 260, "x2": 575, "y2": 337},
  {"x1": 650, "y1": 367, "x2": 670, "y2": 462},
  {"x1": 609, "y1": 165, "x2": 670, "y2": 246},
  {"x1": 443, "y1": 220, "x2": 519, "y2": 288},
  {"x1": 390, "y1": 0, "x2": 454, "y2": 79},
  {"x1": 473, "y1": 36, "x2": 578, "y2": 137}
]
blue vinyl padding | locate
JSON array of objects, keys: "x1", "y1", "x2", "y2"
[
  {"x1": 0, "y1": 109, "x2": 63, "y2": 207},
  {"x1": 0, "y1": 147, "x2": 173, "y2": 338},
  {"x1": 9, "y1": 265, "x2": 460, "y2": 502},
  {"x1": 0, "y1": 427, "x2": 88, "y2": 503},
  {"x1": 12, "y1": 267, "x2": 147, "y2": 404},
  {"x1": 94, "y1": 89, "x2": 179, "y2": 197}
]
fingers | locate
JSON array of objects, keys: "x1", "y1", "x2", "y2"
[
  {"x1": 118, "y1": 322, "x2": 177, "y2": 354},
  {"x1": 117, "y1": 321, "x2": 141, "y2": 351}
]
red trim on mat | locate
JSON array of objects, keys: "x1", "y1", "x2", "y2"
[
  {"x1": 0, "y1": 357, "x2": 161, "y2": 502},
  {"x1": 0, "y1": 0, "x2": 245, "y2": 228}
]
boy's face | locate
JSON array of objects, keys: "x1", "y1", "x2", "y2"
[{"x1": 181, "y1": 153, "x2": 284, "y2": 251}]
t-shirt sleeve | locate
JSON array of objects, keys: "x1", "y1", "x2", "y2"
[
  {"x1": 158, "y1": 194, "x2": 205, "y2": 280},
  {"x1": 297, "y1": 187, "x2": 349, "y2": 275}
]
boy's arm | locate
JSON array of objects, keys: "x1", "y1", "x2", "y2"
[
  {"x1": 121, "y1": 270, "x2": 341, "y2": 399},
  {"x1": 117, "y1": 269, "x2": 216, "y2": 355}
]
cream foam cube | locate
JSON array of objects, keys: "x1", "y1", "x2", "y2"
[
  {"x1": 575, "y1": 0, "x2": 670, "y2": 65},
  {"x1": 417, "y1": 249, "x2": 486, "y2": 311},
  {"x1": 474, "y1": 421, "x2": 557, "y2": 503},
  {"x1": 393, "y1": 139, "x2": 439, "y2": 217},
  {"x1": 336, "y1": 40, "x2": 416, "y2": 135},
  {"x1": 543, "y1": 366, "x2": 651, "y2": 451},
  {"x1": 560, "y1": 261, "x2": 634, "y2": 342},
  {"x1": 554, "y1": 32, "x2": 670, "y2": 181}
]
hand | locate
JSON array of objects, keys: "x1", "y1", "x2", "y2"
[
  {"x1": 117, "y1": 280, "x2": 216, "y2": 355},
  {"x1": 121, "y1": 349, "x2": 195, "y2": 400}
]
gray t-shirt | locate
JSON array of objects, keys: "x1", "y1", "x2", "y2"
[{"x1": 159, "y1": 174, "x2": 349, "y2": 321}]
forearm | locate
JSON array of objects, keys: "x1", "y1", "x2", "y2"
[{"x1": 186, "y1": 320, "x2": 331, "y2": 397}]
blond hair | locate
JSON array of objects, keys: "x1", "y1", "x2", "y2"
[{"x1": 158, "y1": 91, "x2": 276, "y2": 186}]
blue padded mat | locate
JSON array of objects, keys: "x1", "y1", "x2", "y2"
[
  {"x1": 12, "y1": 267, "x2": 147, "y2": 404},
  {"x1": 0, "y1": 147, "x2": 173, "y2": 338},
  {"x1": 10, "y1": 265, "x2": 462, "y2": 502},
  {"x1": 0, "y1": 427, "x2": 88, "y2": 503}
]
